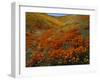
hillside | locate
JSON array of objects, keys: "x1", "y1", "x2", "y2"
[
  {"x1": 26, "y1": 12, "x2": 63, "y2": 31},
  {"x1": 56, "y1": 15, "x2": 89, "y2": 37}
]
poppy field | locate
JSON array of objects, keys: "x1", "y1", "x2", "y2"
[{"x1": 26, "y1": 12, "x2": 90, "y2": 67}]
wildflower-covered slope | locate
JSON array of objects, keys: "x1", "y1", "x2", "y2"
[{"x1": 26, "y1": 12, "x2": 89, "y2": 67}]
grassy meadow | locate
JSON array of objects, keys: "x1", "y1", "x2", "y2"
[{"x1": 26, "y1": 12, "x2": 89, "y2": 67}]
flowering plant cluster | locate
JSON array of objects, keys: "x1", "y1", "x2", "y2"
[{"x1": 26, "y1": 28, "x2": 89, "y2": 67}]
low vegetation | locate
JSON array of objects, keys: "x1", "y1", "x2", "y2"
[{"x1": 26, "y1": 12, "x2": 89, "y2": 67}]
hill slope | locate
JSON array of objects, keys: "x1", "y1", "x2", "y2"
[{"x1": 26, "y1": 12, "x2": 63, "y2": 31}]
